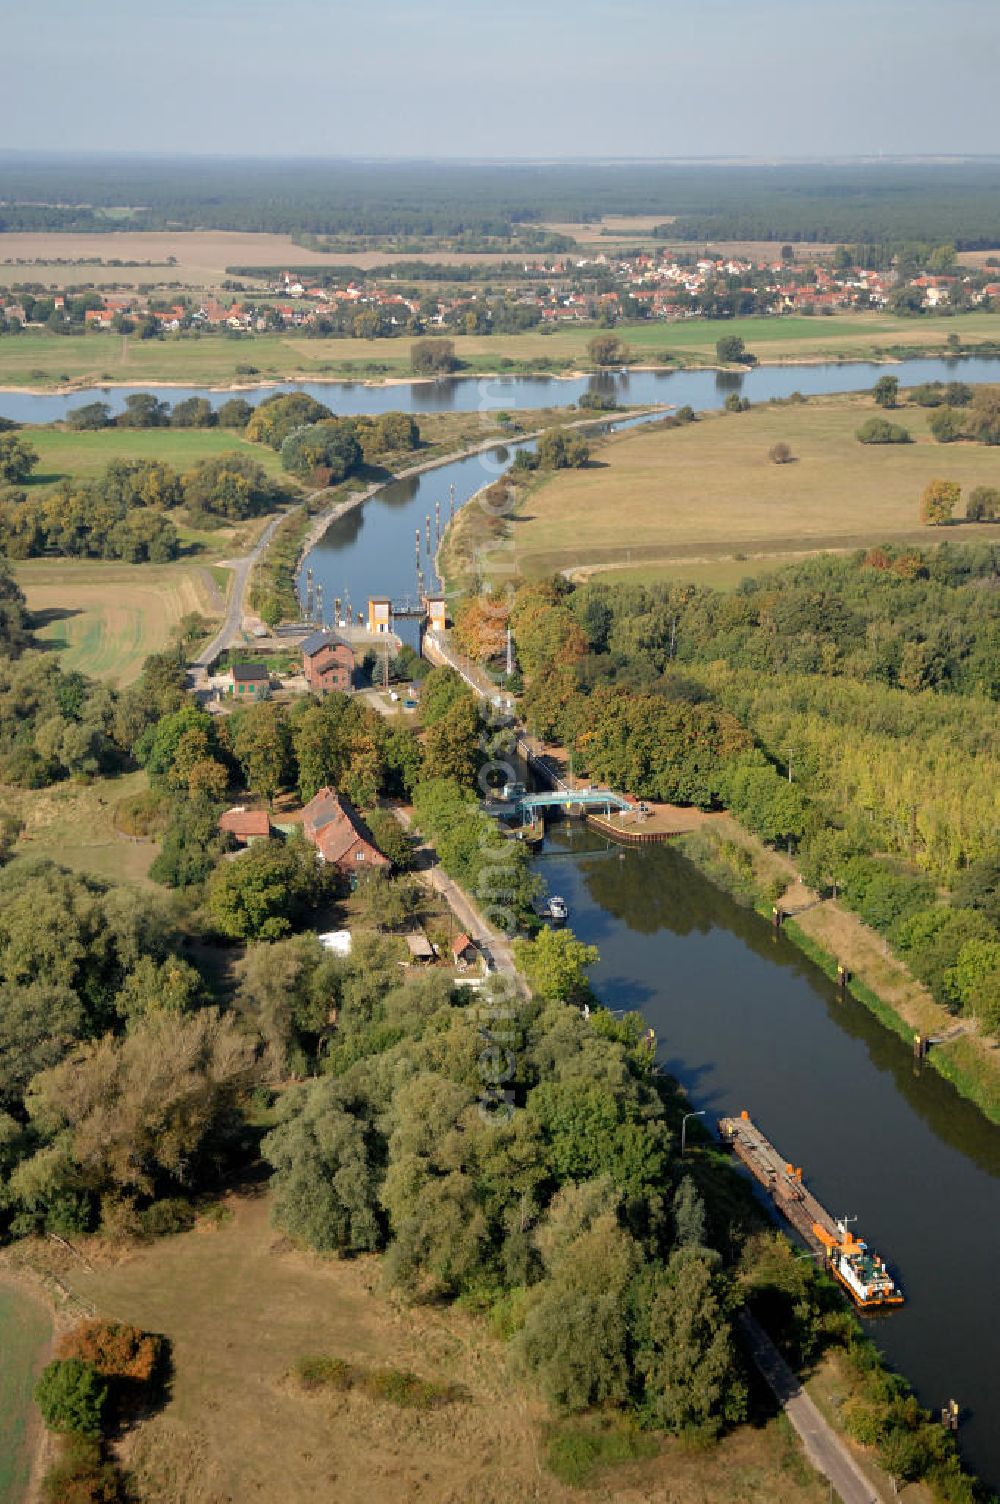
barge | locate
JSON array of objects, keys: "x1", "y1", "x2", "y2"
[{"x1": 718, "y1": 1111, "x2": 903, "y2": 1310}]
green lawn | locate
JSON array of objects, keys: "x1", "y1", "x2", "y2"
[
  {"x1": 509, "y1": 393, "x2": 1000, "y2": 579},
  {"x1": 2, "y1": 311, "x2": 1000, "y2": 391},
  {"x1": 22, "y1": 425, "x2": 286, "y2": 490},
  {"x1": 0, "y1": 1283, "x2": 50, "y2": 1504}
]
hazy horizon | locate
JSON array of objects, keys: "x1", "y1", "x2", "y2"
[{"x1": 2, "y1": 0, "x2": 998, "y2": 160}]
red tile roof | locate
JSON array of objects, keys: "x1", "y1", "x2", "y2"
[
  {"x1": 219, "y1": 807, "x2": 271, "y2": 839},
  {"x1": 300, "y1": 787, "x2": 387, "y2": 867}
]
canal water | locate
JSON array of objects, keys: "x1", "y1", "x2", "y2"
[{"x1": 536, "y1": 827, "x2": 1000, "y2": 1486}]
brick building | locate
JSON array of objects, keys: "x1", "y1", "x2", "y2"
[{"x1": 301, "y1": 631, "x2": 355, "y2": 694}]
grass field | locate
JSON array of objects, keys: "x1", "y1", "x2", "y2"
[
  {"x1": 0, "y1": 770, "x2": 161, "y2": 886},
  {"x1": 0, "y1": 1283, "x2": 51, "y2": 1504},
  {"x1": 14, "y1": 558, "x2": 222, "y2": 684},
  {"x1": 509, "y1": 394, "x2": 1000, "y2": 579},
  {"x1": 16, "y1": 1191, "x2": 827, "y2": 1504},
  {"x1": 21, "y1": 425, "x2": 287, "y2": 489},
  {"x1": 579, "y1": 551, "x2": 835, "y2": 589},
  {"x1": 2, "y1": 311, "x2": 1000, "y2": 392}
]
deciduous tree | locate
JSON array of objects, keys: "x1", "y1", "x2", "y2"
[{"x1": 920, "y1": 478, "x2": 960, "y2": 525}]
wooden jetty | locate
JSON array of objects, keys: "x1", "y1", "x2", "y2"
[{"x1": 718, "y1": 1112, "x2": 840, "y2": 1255}]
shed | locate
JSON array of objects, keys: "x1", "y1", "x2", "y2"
[
  {"x1": 229, "y1": 662, "x2": 270, "y2": 700},
  {"x1": 405, "y1": 931, "x2": 435, "y2": 963}
]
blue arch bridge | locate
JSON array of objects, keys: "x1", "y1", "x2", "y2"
[{"x1": 485, "y1": 788, "x2": 632, "y2": 822}]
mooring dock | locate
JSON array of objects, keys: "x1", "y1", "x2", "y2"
[{"x1": 718, "y1": 1112, "x2": 841, "y2": 1255}]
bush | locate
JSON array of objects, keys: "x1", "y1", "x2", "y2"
[
  {"x1": 545, "y1": 1421, "x2": 657, "y2": 1487},
  {"x1": 40, "y1": 1435, "x2": 124, "y2": 1504},
  {"x1": 294, "y1": 1354, "x2": 354, "y2": 1392},
  {"x1": 56, "y1": 1321, "x2": 166, "y2": 1390},
  {"x1": 360, "y1": 1367, "x2": 458, "y2": 1408},
  {"x1": 929, "y1": 406, "x2": 965, "y2": 443},
  {"x1": 856, "y1": 417, "x2": 912, "y2": 445},
  {"x1": 35, "y1": 1358, "x2": 108, "y2": 1436},
  {"x1": 768, "y1": 442, "x2": 793, "y2": 464},
  {"x1": 137, "y1": 1197, "x2": 197, "y2": 1237}
]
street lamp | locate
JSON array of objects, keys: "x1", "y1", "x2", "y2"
[{"x1": 680, "y1": 1109, "x2": 706, "y2": 1157}]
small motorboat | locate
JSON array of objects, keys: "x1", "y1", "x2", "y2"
[{"x1": 547, "y1": 896, "x2": 568, "y2": 923}]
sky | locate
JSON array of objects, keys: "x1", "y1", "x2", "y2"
[{"x1": 1, "y1": 0, "x2": 998, "y2": 159}]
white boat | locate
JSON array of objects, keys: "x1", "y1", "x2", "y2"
[{"x1": 548, "y1": 896, "x2": 568, "y2": 923}]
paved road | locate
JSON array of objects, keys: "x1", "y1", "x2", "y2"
[
  {"x1": 192, "y1": 510, "x2": 291, "y2": 670},
  {"x1": 739, "y1": 1313, "x2": 881, "y2": 1504}
]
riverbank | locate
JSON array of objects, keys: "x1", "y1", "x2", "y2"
[
  {"x1": 0, "y1": 1274, "x2": 53, "y2": 1504},
  {"x1": 3, "y1": 311, "x2": 1000, "y2": 397},
  {"x1": 677, "y1": 819, "x2": 1000, "y2": 1125}
]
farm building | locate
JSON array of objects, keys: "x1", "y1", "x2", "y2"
[
  {"x1": 452, "y1": 933, "x2": 479, "y2": 968},
  {"x1": 300, "y1": 786, "x2": 389, "y2": 873},
  {"x1": 301, "y1": 630, "x2": 355, "y2": 694},
  {"x1": 228, "y1": 662, "x2": 270, "y2": 700},
  {"x1": 218, "y1": 807, "x2": 272, "y2": 846}
]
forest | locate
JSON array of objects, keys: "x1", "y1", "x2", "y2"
[
  {"x1": 3, "y1": 157, "x2": 1000, "y2": 247},
  {"x1": 453, "y1": 542, "x2": 1000, "y2": 1035}
]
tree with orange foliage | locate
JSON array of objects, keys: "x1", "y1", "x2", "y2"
[
  {"x1": 453, "y1": 591, "x2": 510, "y2": 664},
  {"x1": 57, "y1": 1321, "x2": 166, "y2": 1389}
]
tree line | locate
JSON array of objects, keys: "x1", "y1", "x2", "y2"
[
  {"x1": 0, "y1": 453, "x2": 287, "y2": 560},
  {"x1": 451, "y1": 549, "x2": 1000, "y2": 1035}
]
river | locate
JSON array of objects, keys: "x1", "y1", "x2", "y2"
[{"x1": 4, "y1": 352, "x2": 1000, "y2": 425}]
